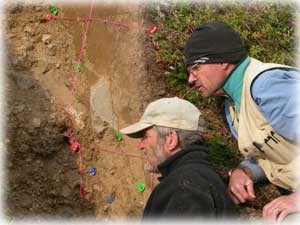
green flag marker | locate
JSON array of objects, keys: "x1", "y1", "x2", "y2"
[
  {"x1": 116, "y1": 131, "x2": 122, "y2": 141},
  {"x1": 76, "y1": 65, "x2": 81, "y2": 72},
  {"x1": 51, "y1": 7, "x2": 59, "y2": 16},
  {"x1": 137, "y1": 183, "x2": 146, "y2": 193}
]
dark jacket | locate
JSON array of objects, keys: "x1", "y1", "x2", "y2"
[{"x1": 143, "y1": 145, "x2": 235, "y2": 220}]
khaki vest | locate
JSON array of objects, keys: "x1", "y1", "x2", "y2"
[{"x1": 228, "y1": 58, "x2": 300, "y2": 191}]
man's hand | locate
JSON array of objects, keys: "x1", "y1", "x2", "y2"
[
  {"x1": 262, "y1": 192, "x2": 300, "y2": 223},
  {"x1": 228, "y1": 167, "x2": 256, "y2": 204}
]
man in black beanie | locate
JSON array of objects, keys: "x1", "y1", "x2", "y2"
[{"x1": 184, "y1": 21, "x2": 300, "y2": 223}]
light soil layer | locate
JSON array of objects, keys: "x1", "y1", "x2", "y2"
[{"x1": 5, "y1": 2, "x2": 166, "y2": 220}]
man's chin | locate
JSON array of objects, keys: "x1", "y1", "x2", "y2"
[
  {"x1": 200, "y1": 90, "x2": 222, "y2": 98},
  {"x1": 196, "y1": 87, "x2": 210, "y2": 98},
  {"x1": 200, "y1": 93, "x2": 209, "y2": 98},
  {"x1": 199, "y1": 91, "x2": 211, "y2": 98},
  {"x1": 213, "y1": 88, "x2": 226, "y2": 96}
]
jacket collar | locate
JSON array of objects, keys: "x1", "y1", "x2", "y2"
[
  {"x1": 157, "y1": 145, "x2": 209, "y2": 178},
  {"x1": 223, "y1": 56, "x2": 250, "y2": 111}
]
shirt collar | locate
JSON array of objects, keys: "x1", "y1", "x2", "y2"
[{"x1": 223, "y1": 57, "x2": 250, "y2": 111}]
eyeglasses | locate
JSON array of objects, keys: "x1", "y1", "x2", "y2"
[{"x1": 187, "y1": 63, "x2": 201, "y2": 74}]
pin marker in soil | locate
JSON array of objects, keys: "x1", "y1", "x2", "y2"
[
  {"x1": 116, "y1": 131, "x2": 122, "y2": 141},
  {"x1": 51, "y1": 7, "x2": 59, "y2": 16},
  {"x1": 150, "y1": 26, "x2": 158, "y2": 34},
  {"x1": 80, "y1": 188, "x2": 89, "y2": 197},
  {"x1": 90, "y1": 167, "x2": 97, "y2": 176},
  {"x1": 108, "y1": 195, "x2": 114, "y2": 204},
  {"x1": 137, "y1": 183, "x2": 146, "y2": 193},
  {"x1": 71, "y1": 141, "x2": 80, "y2": 153},
  {"x1": 45, "y1": 13, "x2": 53, "y2": 21},
  {"x1": 76, "y1": 65, "x2": 81, "y2": 72}
]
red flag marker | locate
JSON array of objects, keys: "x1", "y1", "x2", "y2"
[
  {"x1": 45, "y1": 13, "x2": 53, "y2": 21},
  {"x1": 71, "y1": 142, "x2": 81, "y2": 153},
  {"x1": 150, "y1": 26, "x2": 158, "y2": 34}
]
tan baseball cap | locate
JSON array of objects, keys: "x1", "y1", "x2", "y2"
[{"x1": 120, "y1": 97, "x2": 205, "y2": 137}]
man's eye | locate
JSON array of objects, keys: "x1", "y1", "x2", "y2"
[{"x1": 141, "y1": 134, "x2": 148, "y2": 140}]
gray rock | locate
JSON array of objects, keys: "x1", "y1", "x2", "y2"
[
  {"x1": 42, "y1": 34, "x2": 51, "y2": 44},
  {"x1": 67, "y1": 171, "x2": 80, "y2": 189},
  {"x1": 90, "y1": 79, "x2": 118, "y2": 135},
  {"x1": 19, "y1": 144, "x2": 29, "y2": 153},
  {"x1": 35, "y1": 160, "x2": 44, "y2": 167},
  {"x1": 59, "y1": 207, "x2": 74, "y2": 218},
  {"x1": 24, "y1": 26, "x2": 35, "y2": 36},
  {"x1": 25, "y1": 157, "x2": 32, "y2": 162},
  {"x1": 6, "y1": 33, "x2": 17, "y2": 39},
  {"x1": 25, "y1": 42, "x2": 34, "y2": 51},
  {"x1": 33, "y1": 35, "x2": 41, "y2": 44},
  {"x1": 47, "y1": 43, "x2": 55, "y2": 49},
  {"x1": 48, "y1": 49, "x2": 56, "y2": 56},
  {"x1": 43, "y1": 64, "x2": 51, "y2": 74},
  {"x1": 64, "y1": 79, "x2": 72, "y2": 88},
  {"x1": 110, "y1": 168, "x2": 116, "y2": 175},
  {"x1": 32, "y1": 118, "x2": 41, "y2": 128},
  {"x1": 10, "y1": 57, "x2": 24, "y2": 69},
  {"x1": 15, "y1": 73, "x2": 35, "y2": 90},
  {"x1": 14, "y1": 105, "x2": 25, "y2": 113},
  {"x1": 49, "y1": 190, "x2": 59, "y2": 197},
  {"x1": 52, "y1": 173, "x2": 60, "y2": 182},
  {"x1": 103, "y1": 205, "x2": 109, "y2": 212},
  {"x1": 7, "y1": 161, "x2": 13, "y2": 168},
  {"x1": 9, "y1": 4, "x2": 23, "y2": 14},
  {"x1": 19, "y1": 194, "x2": 32, "y2": 207},
  {"x1": 34, "y1": 6, "x2": 42, "y2": 12},
  {"x1": 61, "y1": 186, "x2": 72, "y2": 198}
]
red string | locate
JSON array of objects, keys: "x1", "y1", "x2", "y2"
[
  {"x1": 46, "y1": 14, "x2": 156, "y2": 33},
  {"x1": 67, "y1": 1, "x2": 94, "y2": 111},
  {"x1": 83, "y1": 144, "x2": 143, "y2": 159},
  {"x1": 79, "y1": 145, "x2": 89, "y2": 196},
  {"x1": 64, "y1": 0, "x2": 95, "y2": 196},
  {"x1": 79, "y1": 0, "x2": 95, "y2": 197},
  {"x1": 57, "y1": 1, "x2": 151, "y2": 197}
]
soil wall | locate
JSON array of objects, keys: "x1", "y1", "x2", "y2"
[{"x1": 5, "y1": 2, "x2": 166, "y2": 220}]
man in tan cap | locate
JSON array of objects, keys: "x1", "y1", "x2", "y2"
[{"x1": 120, "y1": 97, "x2": 235, "y2": 219}]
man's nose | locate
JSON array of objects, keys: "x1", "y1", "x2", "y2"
[
  {"x1": 188, "y1": 73, "x2": 197, "y2": 84},
  {"x1": 138, "y1": 140, "x2": 145, "y2": 150}
]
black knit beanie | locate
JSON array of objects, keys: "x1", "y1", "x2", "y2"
[{"x1": 184, "y1": 21, "x2": 248, "y2": 66}]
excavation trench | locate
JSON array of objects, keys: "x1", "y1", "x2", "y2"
[{"x1": 6, "y1": 2, "x2": 166, "y2": 219}]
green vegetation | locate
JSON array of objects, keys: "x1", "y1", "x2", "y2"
[
  {"x1": 208, "y1": 136, "x2": 239, "y2": 168},
  {"x1": 148, "y1": 1, "x2": 297, "y2": 168}
]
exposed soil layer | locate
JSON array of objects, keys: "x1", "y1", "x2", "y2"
[{"x1": 5, "y1": 2, "x2": 167, "y2": 220}]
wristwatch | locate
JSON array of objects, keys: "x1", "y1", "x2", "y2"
[{"x1": 228, "y1": 165, "x2": 249, "y2": 177}]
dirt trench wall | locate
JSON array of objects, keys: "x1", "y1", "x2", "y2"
[{"x1": 5, "y1": 2, "x2": 167, "y2": 219}]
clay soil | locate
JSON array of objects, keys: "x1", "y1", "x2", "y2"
[{"x1": 4, "y1": 2, "x2": 167, "y2": 220}]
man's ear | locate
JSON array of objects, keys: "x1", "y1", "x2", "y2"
[
  {"x1": 164, "y1": 130, "x2": 180, "y2": 155},
  {"x1": 221, "y1": 62, "x2": 230, "y2": 69},
  {"x1": 221, "y1": 63, "x2": 236, "y2": 73}
]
